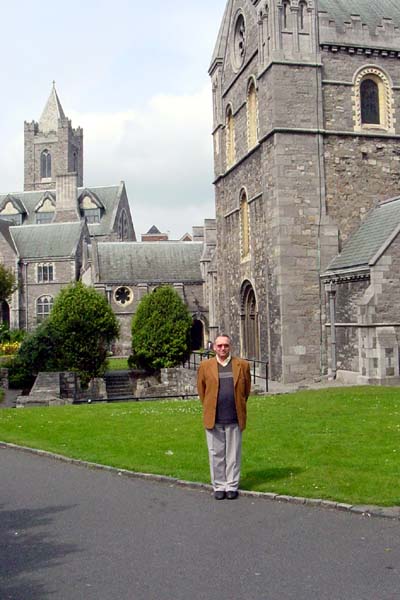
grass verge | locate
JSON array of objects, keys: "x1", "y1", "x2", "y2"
[
  {"x1": 106, "y1": 357, "x2": 129, "y2": 370},
  {"x1": 0, "y1": 386, "x2": 399, "y2": 506}
]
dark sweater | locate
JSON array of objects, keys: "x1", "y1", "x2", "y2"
[{"x1": 215, "y1": 361, "x2": 238, "y2": 424}]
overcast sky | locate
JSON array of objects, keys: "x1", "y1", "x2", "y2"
[{"x1": 0, "y1": 0, "x2": 227, "y2": 239}]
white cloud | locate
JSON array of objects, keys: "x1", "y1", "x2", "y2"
[{"x1": 71, "y1": 84, "x2": 216, "y2": 238}]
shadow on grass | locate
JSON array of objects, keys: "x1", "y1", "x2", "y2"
[{"x1": 241, "y1": 466, "x2": 302, "y2": 490}]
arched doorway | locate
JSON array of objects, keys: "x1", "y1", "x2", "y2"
[
  {"x1": 191, "y1": 319, "x2": 204, "y2": 350},
  {"x1": 1, "y1": 301, "x2": 10, "y2": 327},
  {"x1": 240, "y1": 282, "x2": 259, "y2": 360}
]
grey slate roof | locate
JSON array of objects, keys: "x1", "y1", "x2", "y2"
[
  {"x1": 146, "y1": 225, "x2": 161, "y2": 234},
  {"x1": 97, "y1": 242, "x2": 203, "y2": 284},
  {"x1": 319, "y1": 0, "x2": 400, "y2": 29},
  {"x1": 324, "y1": 197, "x2": 400, "y2": 274},
  {"x1": 0, "y1": 184, "x2": 122, "y2": 235},
  {"x1": 10, "y1": 222, "x2": 83, "y2": 259}
]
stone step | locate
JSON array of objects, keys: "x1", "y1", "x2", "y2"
[{"x1": 105, "y1": 371, "x2": 132, "y2": 398}]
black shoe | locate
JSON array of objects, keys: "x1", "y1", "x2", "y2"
[
  {"x1": 226, "y1": 490, "x2": 238, "y2": 500},
  {"x1": 214, "y1": 491, "x2": 226, "y2": 500}
]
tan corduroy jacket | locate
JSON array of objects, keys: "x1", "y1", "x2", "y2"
[{"x1": 197, "y1": 356, "x2": 251, "y2": 431}]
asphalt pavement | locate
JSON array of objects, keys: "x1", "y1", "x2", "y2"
[{"x1": 1, "y1": 446, "x2": 399, "y2": 600}]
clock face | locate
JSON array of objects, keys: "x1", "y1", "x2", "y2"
[{"x1": 233, "y1": 13, "x2": 246, "y2": 71}]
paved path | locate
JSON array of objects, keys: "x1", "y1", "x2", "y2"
[{"x1": 1, "y1": 447, "x2": 399, "y2": 600}]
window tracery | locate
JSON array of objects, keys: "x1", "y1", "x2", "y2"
[
  {"x1": 40, "y1": 150, "x2": 51, "y2": 179},
  {"x1": 232, "y1": 13, "x2": 246, "y2": 71},
  {"x1": 37, "y1": 295, "x2": 53, "y2": 323}
]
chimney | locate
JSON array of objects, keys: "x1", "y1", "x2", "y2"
[{"x1": 54, "y1": 173, "x2": 80, "y2": 222}]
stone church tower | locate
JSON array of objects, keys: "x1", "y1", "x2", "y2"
[
  {"x1": 210, "y1": 0, "x2": 400, "y2": 383},
  {"x1": 24, "y1": 84, "x2": 83, "y2": 191}
]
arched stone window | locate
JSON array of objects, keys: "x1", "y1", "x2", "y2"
[
  {"x1": 360, "y1": 79, "x2": 379, "y2": 124},
  {"x1": 240, "y1": 281, "x2": 259, "y2": 360},
  {"x1": 40, "y1": 150, "x2": 51, "y2": 179},
  {"x1": 247, "y1": 79, "x2": 258, "y2": 149},
  {"x1": 37, "y1": 296, "x2": 53, "y2": 323},
  {"x1": 226, "y1": 106, "x2": 236, "y2": 169},
  {"x1": 240, "y1": 190, "x2": 250, "y2": 259},
  {"x1": 299, "y1": 1, "x2": 308, "y2": 31},
  {"x1": 353, "y1": 67, "x2": 395, "y2": 133},
  {"x1": 282, "y1": 0, "x2": 291, "y2": 30}
]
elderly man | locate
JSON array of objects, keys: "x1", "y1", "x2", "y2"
[{"x1": 197, "y1": 334, "x2": 251, "y2": 500}]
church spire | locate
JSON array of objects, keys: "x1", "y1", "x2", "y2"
[{"x1": 38, "y1": 82, "x2": 66, "y2": 133}]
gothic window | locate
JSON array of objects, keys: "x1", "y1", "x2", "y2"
[
  {"x1": 299, "y1": 1, "x2": 307, "y2": 31},
  {"x1": 118, "y1": 209, "x2": 129, "y2": 240},
  {"x1": 240, "y1": 281, "x2": 259, "y2": 360},
  {"x1": 37, "y1": 263, "x2": 54, "y2": 283},
  {"x1": 247, "y1": 79, "x2": 258, "y2": 149},
  {"x1": 232, "y1": 13, "x2": 246, "y2": 70},
  {"x1": 73, "y1": 151, "x2": 78, "y2": 172},
  {"x1": 40, "y1": 150, "x2": 51, "y2": 179},
  {"x1": 240, "y1": 190, "x2": 250, "y2": 259},
  {"x1": 36, "y1": 296, "x2": 53, "y2": 323},
  {"x1": 282, "y1": 1, "x2": 291, "y2": 30},
  {"x1": 361, "y1": 79, "x2": 380, "y2": 125},
  {"x1": 114, "y1": 286, "x2": 133, "y2": 306},
  {"x1": 353, "y1": 67, "x2": 394, "y2": 132},
  {"x1": 226, "y1": 106, "x2": 236, "y2": 169}
]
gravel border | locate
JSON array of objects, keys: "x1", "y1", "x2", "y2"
[{"x1": 1, "y1": 440, "x2": 399, "y2": 521}]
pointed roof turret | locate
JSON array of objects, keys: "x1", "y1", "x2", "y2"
[
  {"x1": 209, "y1": 0, "x2": 234, "y2": 74},
  {"x1": 38, "y1": 82, "x2": 66, "y2": 133}
]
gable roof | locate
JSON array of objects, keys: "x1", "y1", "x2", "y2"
[
  {"x1": 10, "y1": 221, "x2": 84, "y2": 259},
  {"x1": 146, "y1": 225, "x2": 161, "y2": 234},
  {"x1": 324, "y1": 197, "x2": 400, "y2": 275},
  {"x1": 0, "y1": 184, "x2": 123, "y2": 235},
  {"x1": 209, "y1": 0, "x2": 234, "y2": 73},
  {"x1": 96, "y1": 242, "x2": 203, "y2": 284}
]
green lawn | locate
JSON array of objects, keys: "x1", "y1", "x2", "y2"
[
  {"x1": 1, "y1": 386, "x2": 400, "y2": 506},
  {"x1": 106, "y1": 357, "x2": 129, "y2": 370}
]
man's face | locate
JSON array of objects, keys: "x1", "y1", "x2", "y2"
[{"x1": 214, "y1": 336, "x2": 231, "y2": 361}]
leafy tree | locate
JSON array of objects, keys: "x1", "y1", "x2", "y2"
[
  {"x1": 131, "y1": 285, "x2": 192, "y2": 371},
  {"x1": 49, "y1": 282, "x2": 119, "y2": 386},
  {"x1": 0, "y1": 263, "x2": 17, "y2": 303},
  {"x1": 7, "y1": 321, "x2": 62, "y2": 388}
]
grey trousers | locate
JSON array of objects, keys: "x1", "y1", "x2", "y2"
[{"x1": 205, "y1": 423, "x2": 242, "y2": 492}]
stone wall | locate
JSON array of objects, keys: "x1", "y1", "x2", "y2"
[{"x1": 210, "y1": 0, "x2": 400, "y2": 383}]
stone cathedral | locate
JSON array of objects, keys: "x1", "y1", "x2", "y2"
[
  {"x1": 208, "y1": 0, "x2": 400, "y2": 384},
  {"x1": 0, "y1": 86, "x2": 211, "y2": 355}
]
